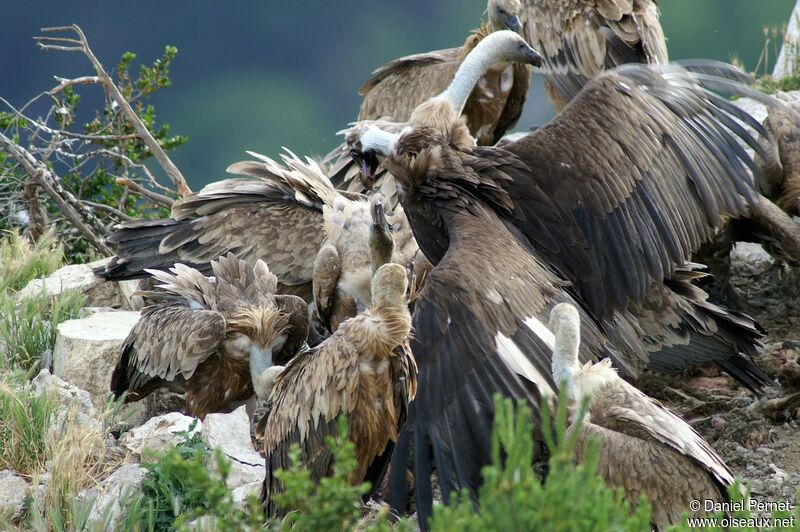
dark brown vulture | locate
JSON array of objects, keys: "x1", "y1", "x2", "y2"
[
  {"x1": 350, "y1": 61, "x2": 771, "y2": 524},
  {"x1": 358, "y1": 0, "x2": 531, "y2": 146},
  {"x1": 329, "y1": 29, "x2": 543, "y2": 202},
  {"x1": 550, "y1": 303, "x2": 735, "y2": 529},
  {"x1": 520, "y1": 0, "x2": 667, "y2": 111},
  {"x1": 110, "y1": 254, "x2": 309, "y2": 419},
  {"x1": 261, "y1": 263, "x2": 417, "y2": 517}
]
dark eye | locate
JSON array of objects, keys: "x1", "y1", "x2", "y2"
[{"x1": 499, "y1": 8, "x2": 506, "y2": 14}]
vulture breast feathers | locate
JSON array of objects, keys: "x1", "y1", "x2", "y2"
[
  {"x1": 262, "y1": 263, "x2": 417, "y2": 517},
  {"x1": 520, "y1": 0, "x2": 668, "y2": 110},
  {"x1": 110, "y1": 254, "x2": 309, "y2": 418},
  {"x1": 550, "y1": 303, "x2": 735, "y2": 529}
]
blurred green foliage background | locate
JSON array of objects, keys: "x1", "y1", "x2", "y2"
[{"x1": 1, "y1": 1, "x2": 796, "y2": 189}]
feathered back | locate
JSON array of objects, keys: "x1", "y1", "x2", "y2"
[{"x1": 143, "y1": 254, "x2": 279, "y2": 313}]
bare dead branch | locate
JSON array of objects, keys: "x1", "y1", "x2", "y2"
[
  {"x1": 0, "y1": 131, "x2": 112, "y2": 255},
  {"x1": 48, "y1": 75, "x2": 100, "y2": 95},
  {"x1": 36, "y1": 24, "x2": 192, "y2": 196},
  {"x1": 83, "y1": 200, "x2": 135, "y2": 221},
  {"x1": 116, "y1": 177, "x2": 175, "y2": 207}
]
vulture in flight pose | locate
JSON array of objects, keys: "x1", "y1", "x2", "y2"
[
  {"x1": 520, "y1": 0, "x2": 667, "y2": 111},
  {"x1": 357, "y1": 0, "x2": 531, "y2": 146},
  {"x1": 352, "y1": 60, "x2": 771, "y2": 524},
  {"x1": 261, "y1": 263, "x2": 417, "y2": 517},
  {"x1": 110, "y1": 254, "x2": 309, "y2": 418},
  {"x1": 550, "y1": 303, "x2": 735, "y2": 529}
]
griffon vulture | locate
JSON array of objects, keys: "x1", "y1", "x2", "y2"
[
  {"x1": 550, "y1": 303, "x2": 735, "y2": 529},
  {"x1": 261, "y1": 263, "x2": 417, "y2": 517},
  {"x1": 351, "y1": 61, "x2": 771, "y2": 524},
  {"x1": 358, "y1": 0, "x2": 531, "y2": 145},
  {"x1": 519, "y1": 0, "x2": 667, "y2": 111},
  {"x1": 330, "y1": 29, "x2": 543, "y2": 201},
  {"x1": 110, "y1": 254, "x2": 309, "y2": 418}
]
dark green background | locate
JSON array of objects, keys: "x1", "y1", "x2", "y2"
[{"x1": 1, "y1": 1, "x2": 795, "y2": 188}]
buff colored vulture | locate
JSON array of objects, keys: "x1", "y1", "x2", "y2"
[
  {"x1": 520, "y1": 0, "x2": 667, "y2": 111},
  {"x1": 358, "y1": 0, "x2": 531, "y2": 146},
  {"x1": 550, "y1": 303, "x2": 734, "y2": 530},
  {"x1": 110, "y1": 254, "x2": 309, "y2": 418},
  {"x1": 261, "y1": 263, "x2": 416, "y2": 517}
]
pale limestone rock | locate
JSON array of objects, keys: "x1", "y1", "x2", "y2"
[
  {"x1": 31, "y1": 368, "x2": 103, "y2": 436},
  {"x1": 201, "y1": 406, "x2": 264, "y2": 489},
  {"x1": 774, "y1": 0, "x2": 800, "y2": 80},
  {"x1": 85, "y1": 463, "x2": 148, "y2": 529},
  {"x1": 730, "y1": 242, "x2": 775, "y2": 274},
  {"x1": 15, "y1": 258, "x2": 124, "y2": 307},
  {"x1": 232, "y1": 481, "x2": 262, "y2": 511},
  {"x1": 0, "y1": 470, "x2": 29, "y2": 523},
  {"x1": 119, "y1": 412, "x2": 201, "y2": 455},
  {"x1": 52, "y1": 311, "x2": 140, "y2": 406}
]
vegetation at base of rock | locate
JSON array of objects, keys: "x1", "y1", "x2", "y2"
[
  {"x1": 0, "y1": 231, "x2": 84, "y2": 374},
  {"x1": 0, "y1": 375, "x2": 58, "y2": 475}
]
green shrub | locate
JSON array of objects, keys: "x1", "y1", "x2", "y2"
[{"x1": 430, "y1": 395, "x2": 652, "y2": 531}]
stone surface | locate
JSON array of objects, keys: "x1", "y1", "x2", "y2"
[
  {"x1": 0, "y1": 470, "x2": 29, "y2": 523},
  {"x1": 120, "y1": 412, "x2": 201, "y2": 455},
  {"x1": 31, "y1": 368, "x2": 103, "y2": 436},
  {"x1": 52, "y1": 311, "x2": 140, "y2": 406},
  {"x1": 15, "y1": 257, "x2": 124, "y2": 308},
  {"x1": 85, "y1": 463, "x2": 148, "y2": 529},
  {"x1": 774, "y1": 0, "x2": 800, "y2": 80},
  {"x1": 201, "y1": 406, "x2": 264, "y2": 489},
  {"x1": 231, "y1": 481, "x2": 262, "y2": 511},
  {"x1": 731, "y1": 242, "x2": 775, "y2": 274}
]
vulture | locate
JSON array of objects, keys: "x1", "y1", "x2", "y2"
[
  {"x1": 350, "y1": 61, "x2": 771, "y2": 524},
  {"x1": 261, "y1": 263, "x2": 417, "y2": 517},
  {"x1": 519, "y1": 0, "x2": 667, "y2": 111},
  {"x1": 549, "y1": 303, "x2": 735, "y2": 529},
  {"x1": 329, "y1": 29, "x2": 543, "y2": 201},
  {"x1": 357, "y1": 0, "x2": 531, "y2": 146},
  {"x1": 110, "y1": 254, "x2": 309, "y2": 418}
]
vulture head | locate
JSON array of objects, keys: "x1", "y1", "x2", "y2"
[
  {"x1": 369, "y1": 195, "x2": 395, "y2": 271},
  {"x1": 487, "y1": 0, "x2": 522, "y2": 33},
  {"x1": 371, "y1": 263, "x2": 409, "y2": 310},
  {"x1": 346, "y1": 30, "x2": 541, "y2": 182}
]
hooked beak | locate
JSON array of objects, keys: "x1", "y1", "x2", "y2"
[
  {"x1": 349, "y1": 147, "x2": 380, "y2": 189},
  {"x1": 526, "y1": 45, "x2": 543, "y2": 68},
  {"x1": 504, "y1": 14, "x2": 522, "y2": 33},
  {"x1": 372, "y1": 196, "x2": 392, "y2": 233}
]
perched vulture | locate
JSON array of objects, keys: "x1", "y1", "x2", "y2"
[
  {"x1": 330, "y1": 29, "x2": 543, "y2": 202},
  {"x1": 520, "y1": 0, "x2": 667, "y2": 111},
  {"x1": 358, "y1": 0, "x2": 531, "y2": 146},
  {"x1": 110, "y1": 254, "x2": 309, "y2": 418},
  {"x1": 549, "y1": 303, "x2": 735, "y2": 529},
  {"x1": 351, "y1": 61, "x2": 771, "y2": 524},
  {"x1": 261, "y1": 263, "x2": 417, "y2": 517}
]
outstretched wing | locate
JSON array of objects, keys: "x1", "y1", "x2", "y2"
[
  {"x1": 492, "y1": 62, "x2": 772, "y2": 320},
  {"x1": 521, "y1": 0, "x2": 667, "y2": 110},
  {"x1": 100, "y1": 151, "x2": 331, "y2": 285},
  {"x1": 110, "y1": 303, "x2": 225, "y2": 400}
]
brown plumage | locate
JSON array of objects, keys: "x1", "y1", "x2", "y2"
[
  {"x1": 110, "y1": 254, "x2": 309, "y2": 419},
  {"x1": 329, "y1": 30, "x2": 542, "y2": 203},
  {"x1": 550, "y1": 303, "x2": 734, "y2": 530},
  {"x1": 261, "y1": 263, "x2": 416, "y2": 517},
  {"x1": 351, "y1": 62, "x2": 771, "y2": 522},
  {"x1": 756, "y1": 98, "x2": 800, "y2": 215},
  {"x1": 520, "y1": 0, "x2": 667, "y2": 111},
  {"x1": 358, "y1": 0, "x2": 531, "y2": 146}
]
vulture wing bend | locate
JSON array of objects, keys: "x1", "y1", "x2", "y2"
[{"x1": 492, "y1": 62, "x2": 772, "y2": 320}]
